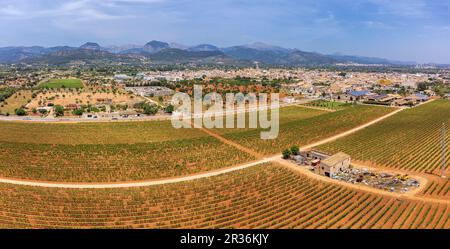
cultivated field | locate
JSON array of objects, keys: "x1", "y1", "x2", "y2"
[
  {"x1": 0, "y1": 164, "x2": 447, "y2": 229},
  {"x1": 26, "y1": 88, "x2": 141, "y2": 110},
  {"x1": 317, "y1": 100, "x2": 450, "y2": 197},
  {"x1": 0, "y1": 120, "x2": 254, "y2": 182},
  {"x1": 317, "y1": 100, "x2": 449, "y2": 175},
  {"x1": 302, "y1": 99, "x2": 352, "y2": 110},
  {"x1": 217, "y1": 105, "x2": 395, "y2": 155},
  {"x1": 39, "y1": 78, "x2": 84, "y2": 89},
  {"x1": 0, "y1": 104, "x2": 395, "y2": 182}
]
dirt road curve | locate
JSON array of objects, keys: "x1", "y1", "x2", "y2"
[{"x1": 276, "y1": 158, "x2": 449, "y2": 205}]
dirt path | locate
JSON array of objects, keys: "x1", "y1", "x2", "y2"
[
  {"x1": 274, "y1": 158, "x2": 449, "y2": 205},
  {"x1": 0, "y1": 158, "x2": 274, "y2": 189},
  {"x1": 197, "y1": 125, "x2": 265, "y2": 159}
]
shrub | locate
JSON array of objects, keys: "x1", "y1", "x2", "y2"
[
  {"x1": 290, "y1": 145, "x2": 300, "y2": 155},
  {"x1": 72, "y1": 109, "x2": 83, "y2": 116},
  {"x1": 15, "y1": 108, "x2": 27, "y2": 116},
  {"x1": 54, "y1": 105, "x2": 64, "y2": 116},
  {"x1": 282, "y1": 149, "x2": 292, "y2": 159},
  {"x1": 165, "y1": 104, "x2": 174, "y2": 114}
]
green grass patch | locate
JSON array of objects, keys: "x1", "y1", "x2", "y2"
[
  {"x1": 39, "y1": 78, "x2": 84, "y2": 89},
  {"x1": 304, "y1": 100, "x2": 352, "y2": 110}
]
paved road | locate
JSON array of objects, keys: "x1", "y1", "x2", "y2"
[{"x1": 0, "y1": 100, "x2": 313, "y2": 123}]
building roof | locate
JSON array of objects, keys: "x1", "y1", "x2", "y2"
[
  {"x1": 321, "y1": 152, "x2": 350, "y2": 166},
  {"x1": 350, "y1": 90, "x2": 370, "y2": 97},
  {"x1": 371, "y1": 94, "x2": 388, "y2": 100},
  {"x1": 415, "y1": 93, "x2": 429, "y2": 100}
]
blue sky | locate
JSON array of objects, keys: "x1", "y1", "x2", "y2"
[{"x1": 0, "y1": 0, "x2": 449, "y2": 63}]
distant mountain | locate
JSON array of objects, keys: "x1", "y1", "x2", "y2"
[
  {"x1": 105, "y1": 44, "x2": 142, "y2": 53},
  {"x1": 79, "y1": 42, "x2": 103, "y2": 50},
  {"x1": 243, "y1": 42, "x2": 291, "y2": 53},
  {"x1": 143, "y1": 40, "x2": 170, "y2": 54},
  {"x1": 221, "y1": 46, "x2": 289, "y2": 64},
  {"x1": 0, "y1": 46, "x2": 46, "y2": 62},
  {"x1": 45, "y1": 46, "x2": 77, "y2": 53},
  {"x1": 169, "y1": 42, "x2": 189, "y2": 50},
  {"x1": 0, "y1": 40, "x2": 418, "y2": 66},
  {"x1": 279, "y1": 50, "x2": 339, "y2": 65},
  {"x1": 188, "y1": 44, "x2": 220, "y2": 52},
  {"x1": 21, "y1": 49, "x2": 147, "y2": 66},
  {"x1": 148, "y1": 48, "x2": 229, "y2": 63},
  {"x1": 328, "y1": 54, "x2": 388, "y2": 64}
]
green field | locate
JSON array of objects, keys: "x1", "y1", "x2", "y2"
[
  {"x1": 39, "y1": 78, "x2": 84, "y2": 89},
  {"x1": 303, "y1": 100, "x2": 352, "y2": 110},
  {"x1": 317, "y1": 100, "x2": 450, "y2": 175}
]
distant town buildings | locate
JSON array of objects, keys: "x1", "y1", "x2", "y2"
[{"x1": 125, "y1": 86, "x2": 174, "y2": 97}]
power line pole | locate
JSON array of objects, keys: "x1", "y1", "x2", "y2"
[{"x1": 442, "y1": 122, "x2": 447, "y2": 178}]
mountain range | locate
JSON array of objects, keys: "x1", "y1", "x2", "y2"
[{"x1": 0, "y1": 41, "x2": 416, "y2": 66}]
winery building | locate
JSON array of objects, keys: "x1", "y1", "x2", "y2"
[{"x1": 316, "y1": 152, "x2": 351, "y2": 177}]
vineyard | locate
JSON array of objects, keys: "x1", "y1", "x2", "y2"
[
  {"x1": 0, "y1": 164, "x2": 447, "y2": 229},
  {"x1": 212, "y1": 105, "x2": 327, "y2": 135},
  {"x1": 0, "y1": 105, "x2": 326, "y2": 182},
  {"x1": 219, "y1": 105, "x2": 395, "y2": 155},
  {"x1": 317, "y1": 100, "x2": 450, "y2": 174},
  {"x1": 0, "y1": 119, "x2": 254, "y2": 182},
  {"x1": 317, "y1": 100, "x2": 450, "y2": 197},
  {"x1": 302, "y1": 99, "x2": 352, "y2": 110},
  {"x1": 0, "y1": 119, "x2": 210, "y2": 144}
]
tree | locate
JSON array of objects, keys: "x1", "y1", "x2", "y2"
[
  {"x1": 164, "y1": 104, "x2": 174, "y2": 114},
  {"x1": 15, "y1": 108, "x2": 27, "y2": 116},
  {"x1": 290, "y1": 145, "x2": 300, "y2": 156},
  {"x1": 54, "y1": 105, "x2": 64, "y2": 116},
  {"x1": 72, "y1": 109, "x2": 83, "y2": 116},
  {"x1": 417, "y1": 82, "x2": 428, "y2": 92},
  {"x1": 143, "y1": 104, "x2": 158, "y2": 115},
  {"x1": 282, "y1": 149, "x2": 292, "y2": 159}
]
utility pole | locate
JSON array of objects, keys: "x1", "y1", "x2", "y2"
[{"x1": 442, "y1": 122, "x2": 447, "y2": 178}]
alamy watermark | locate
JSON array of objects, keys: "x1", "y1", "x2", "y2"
[{"x1": 171, "y1": 85, "x2": 279, "y2": 139}]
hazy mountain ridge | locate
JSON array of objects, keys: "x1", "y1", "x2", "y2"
[{"x1": 0, "y1": 41, "x2": 418, "y2": 66}]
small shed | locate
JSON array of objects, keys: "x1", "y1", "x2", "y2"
[{"x1": 317, "y1": 152, "x2": 351, "y2": 177}]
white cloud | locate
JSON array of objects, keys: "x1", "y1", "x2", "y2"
[
  {"x1": 361, "y1": 21, "x2": 394, "y2": 30},
  {"x1": 0, "y1": 0, "x2": 128, "y2": 21},
  {"x1": 0, "y1": 4, "x2": 24, "y2": 16}
]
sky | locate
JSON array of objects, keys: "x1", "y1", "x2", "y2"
[{"x1": 0, "y1": 0, "x2": 449, "y2": 63}]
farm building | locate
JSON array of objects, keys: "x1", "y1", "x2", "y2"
[
  {"x1": 366, "y1": 94, "x2": 397, "y2": 103},
  {"x1": 349, "y1": 90, "x2": 372, "y2": 101},
  {"x1": 298, "y1": 150, "x2": 352, "y2": 177},
  {"x1": 300, "y1": 150, "x2": 329, "y2": 161},
  {"x1": 316, "y1": 152, "x2": 351, "y2": 177}
]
